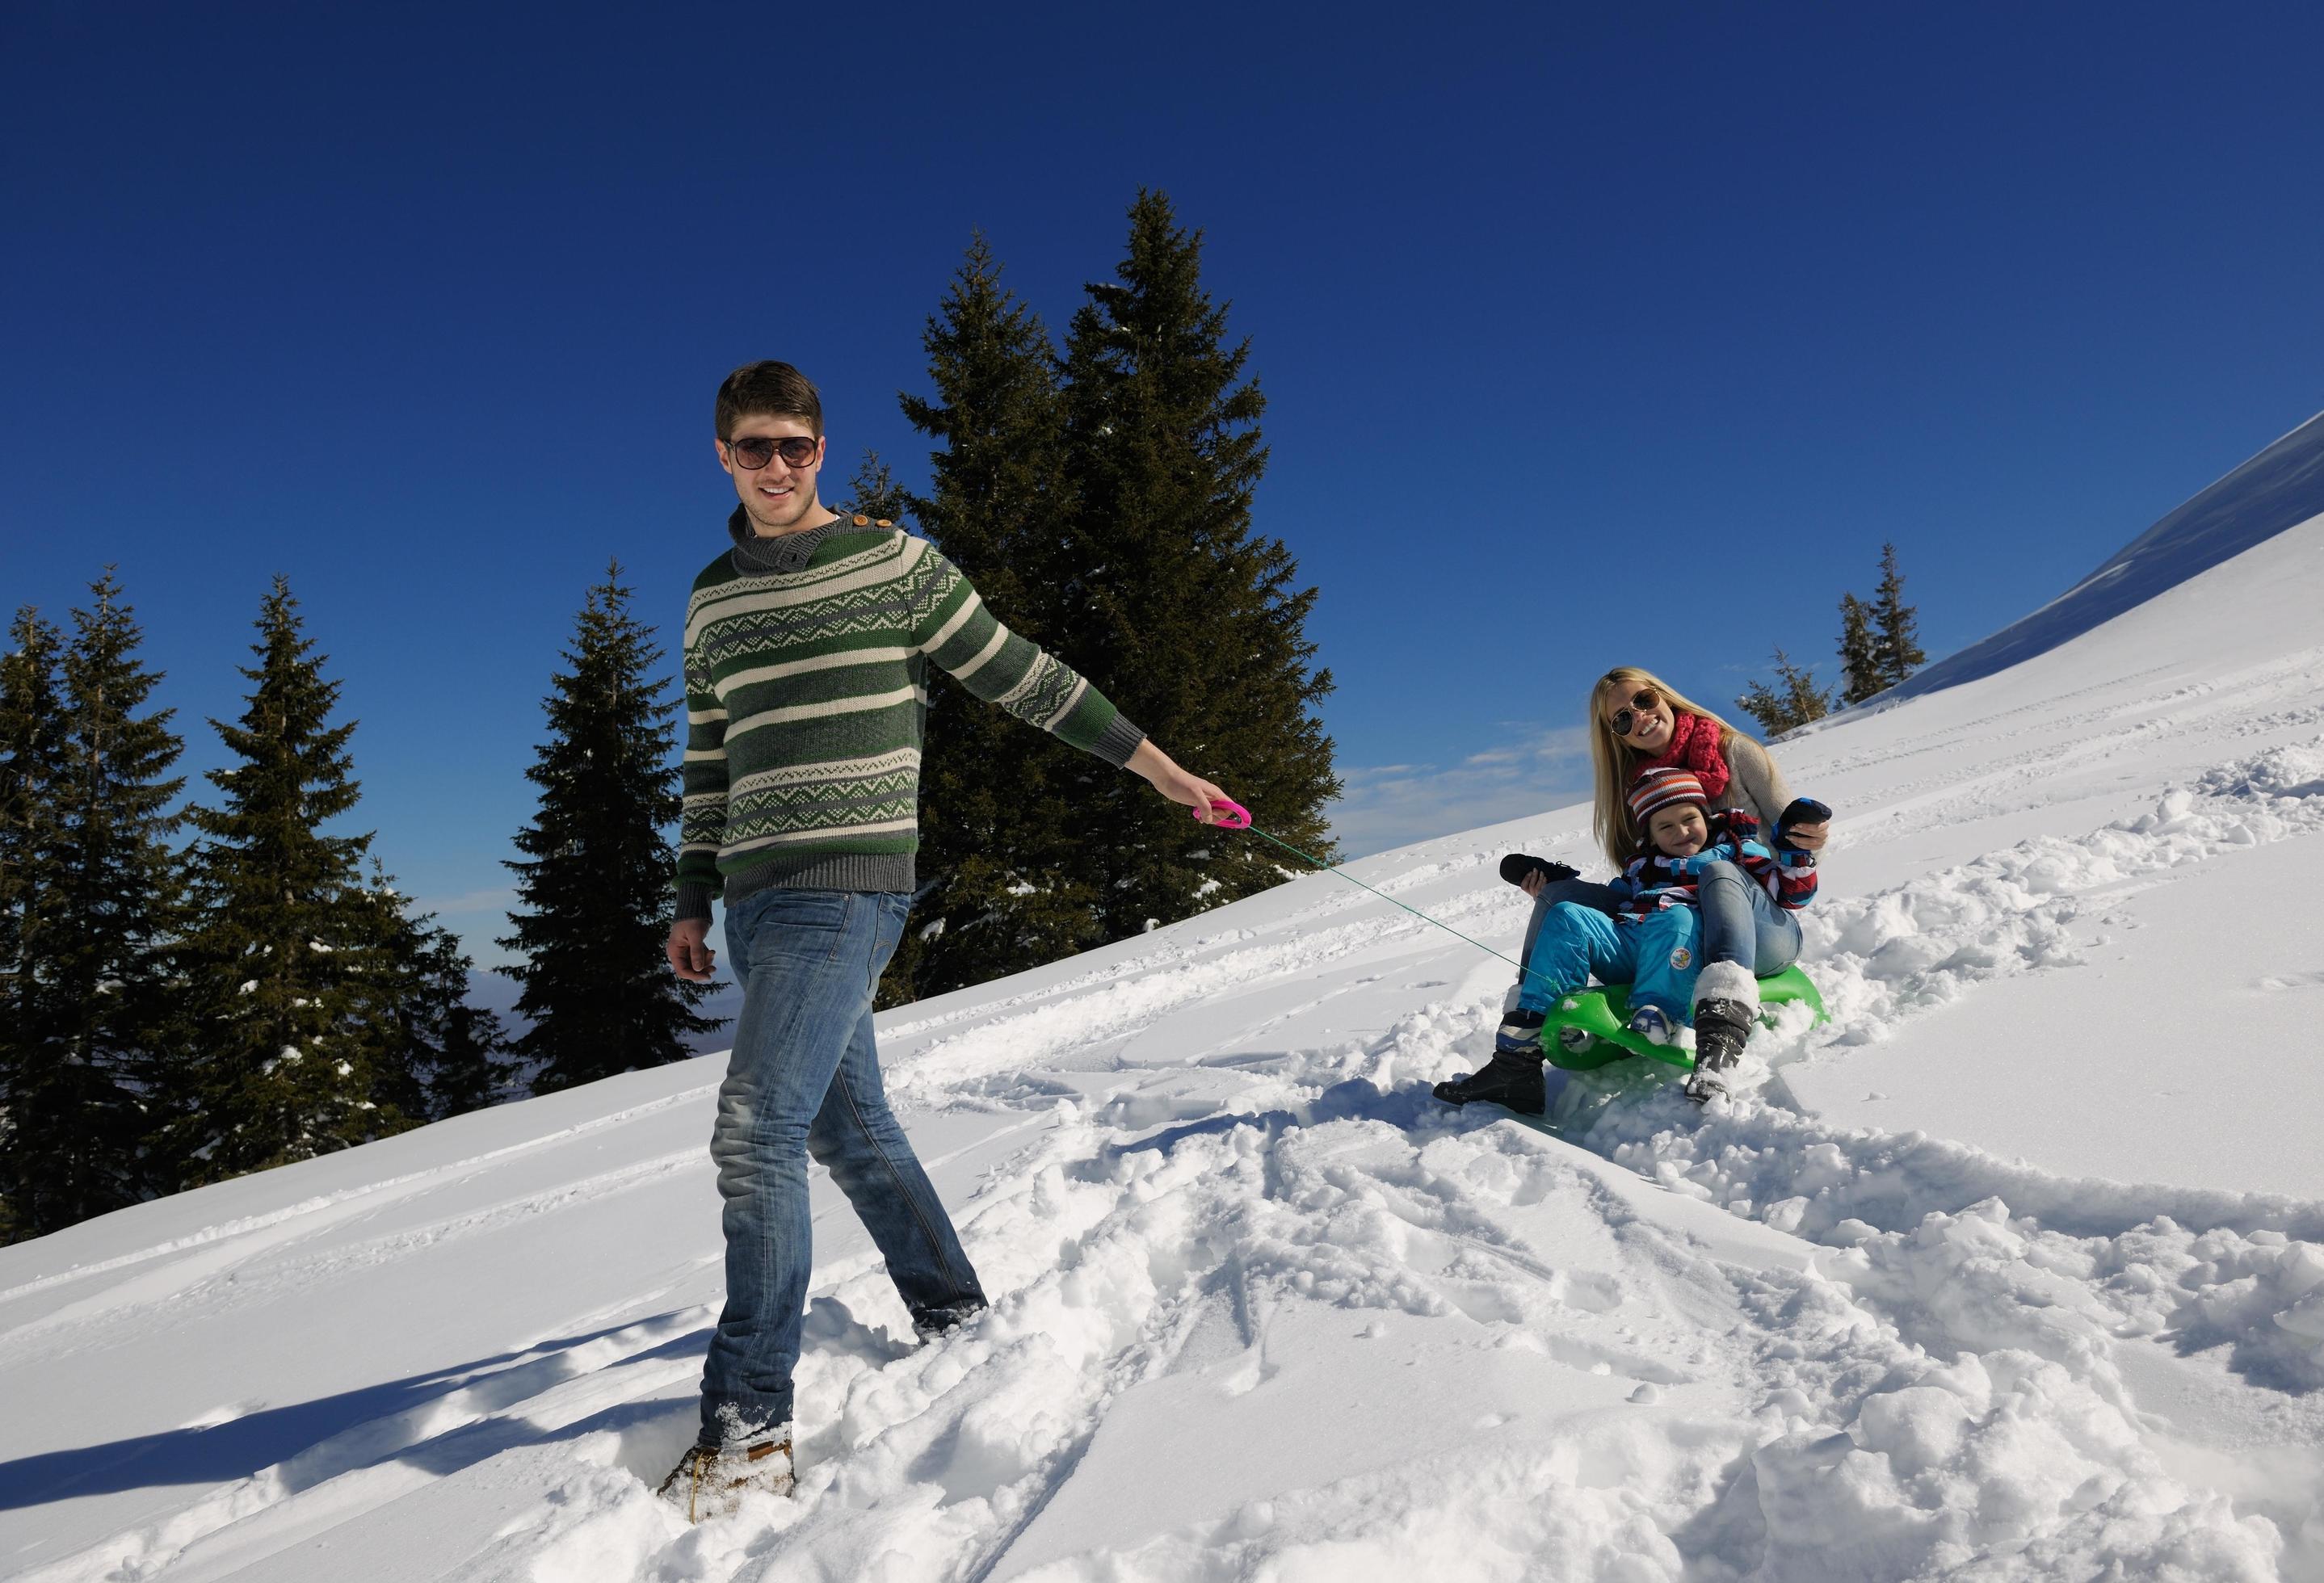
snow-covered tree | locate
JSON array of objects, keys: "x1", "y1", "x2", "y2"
[
  {"x1": 0, "y1": 577, "x2": 190, "y2": 1236},
  {"x1": 1, "y1": 606, "x2": 70, "y2": 1241},
  {"x1": 173, "y1": 578, "x2": 410, "y2": 1183}
]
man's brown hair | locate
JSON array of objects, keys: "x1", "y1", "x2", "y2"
[{"x1": 715, "y1": 360, "x2": 823, "y2": 439}]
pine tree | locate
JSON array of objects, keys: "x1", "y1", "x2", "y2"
[
  {"x1": 1735, "y1": 648, "x2": 1834, "y2": 736},
  {"x1": 0, "y1": 577, "x2": 190, "y2": 1235},
  {"x1": 409, "y1": 925, "x2": 509, "y2": 1119},
  {"x1": 1869, "y1": 541, "x2": 1926, "y2": 689},
  {"x1": 1837, "y1": 592, "x2": 1881, "y2": 705},
  {"x1": 498, "y1": 562, "x2": 720, "y2": 1091},
  {"x1": 1, "y1": 607, "x2": 70, "y2": 1241},
  {"x1": 1056, "y1": 190, "x2": 1338, "y2": 938},
  {"x1": 174, "y1": 577, "x2": 409, "y2": 1185},
  {"x1": 344, "y1": 863, "x2": 508, "y2": 1123},
  {"x1": 843, "y1": 449, "x2": 910, "y2": 526},
  {"x1": 880, "y1": 232, "x2": 1106, "y2": 1006}
]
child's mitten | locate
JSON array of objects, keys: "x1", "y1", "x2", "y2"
[{"x1": 1776, "y1": 799, "x2": 1831, "y2": 849}]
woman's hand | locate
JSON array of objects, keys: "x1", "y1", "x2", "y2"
[
  {"x1": 1784, "y1": 820, "x2": 1830, "y2": 852},
  {"x1": 1128, "y1": 739, "x2": 1232, "y2": 824},
  {"x1": 1521, "y1": 871, "x2": 1547, "y2": 898}
]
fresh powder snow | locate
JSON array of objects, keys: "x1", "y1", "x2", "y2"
[{"x1": 5, "y1": 424, "x2": 2324, "y2": 1581}]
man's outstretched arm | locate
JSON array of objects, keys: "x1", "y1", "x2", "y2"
[{"x1": 1125, "y1": 737, "x2": 1232, "y2": 825}]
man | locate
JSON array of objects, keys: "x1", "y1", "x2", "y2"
[{"x1": 658, "y1": 360, "x2": 1231, "y2": 1520}]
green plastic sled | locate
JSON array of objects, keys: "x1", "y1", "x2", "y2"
[{"x1": 1542, "y1": 964, "x2": 1827, "y2": 1073}]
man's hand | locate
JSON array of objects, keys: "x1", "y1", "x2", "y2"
[
  {"x1": 1126, "y1": 739, "x2": 1232, "y2": 825},
  {"x1": 667, "y1": 917, "x2": 717, "y2": 982}
]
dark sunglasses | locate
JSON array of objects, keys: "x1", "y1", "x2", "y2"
[
  {"x1": 1609, "y1": 687, "x2": 1662, "y2": 737},
  {"x1": 725, "y1": 435, "x2": 819, "y2": 470}
]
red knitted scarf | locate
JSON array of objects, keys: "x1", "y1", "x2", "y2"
[{"x1": 1637, "y1": 712, "x2": 1731, "y2": 800}]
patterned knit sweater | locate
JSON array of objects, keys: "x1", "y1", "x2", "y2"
[{"x1": 673, "y1": 510, "x2": 1145, "y2": 921}]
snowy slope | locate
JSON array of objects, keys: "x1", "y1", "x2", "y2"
[
  {"x1": 1888, "y1": 409, "x2": 2324, "y2": 700},
  {"x1": 6, "y1": 459, "x2": 2324, "y2": 1580}
]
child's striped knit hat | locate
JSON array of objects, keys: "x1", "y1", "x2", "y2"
[{"x1": 1628, "y1": 766, "x2": 1708, "y2": 825}]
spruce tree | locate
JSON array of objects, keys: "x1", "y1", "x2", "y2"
[
  {"x1": 1837, "y1": 592, "x2": 1881, "y2": 705},
  {"x1": 1, "y1": 607, "x2": 70, "y2": 1241},
  {"x1": 880, "y1": 232, "x2": 1103, "y2": 1006},
  {"x1": 1869, "y1": 541, "x2": 1926, "y2": 689},
  {"x1": 0, "y1": 577, "x2": 190, "y2": 1235},
  {"x1": 174, "y1": 577, "x2": 409, "y2": 1184},
  {"x1": 1736, "y1": 647, "x2": 1833, "y2": 736},
  {"x1": 345, "y1": 863, "x2": 508, "y2": 1122},
  {"x1": 1057, "y1": 190, "x2": 1338, "y2": 938},
  {"x1": 498, "y1": 562, "x2": 720, "y2": 1091},
  {"x1": 409, "y1": 925, "x2": 510, "y2": 1118},
  {"x1": 843, "y1": 449, "x2": 910, "y2": 526}
]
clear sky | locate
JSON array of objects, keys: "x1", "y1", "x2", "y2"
[{"x1": 7, "y1": 2, "x2": 2322, "y2": 968}]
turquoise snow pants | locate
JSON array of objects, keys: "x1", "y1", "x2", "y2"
[{"x1": 1515, "y1": 901, "x2": 1701, "y2": 1019}]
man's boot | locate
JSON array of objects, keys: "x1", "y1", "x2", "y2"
[{"x1": 658, "y1": 1433, "x2": 795, "y2": 1521}]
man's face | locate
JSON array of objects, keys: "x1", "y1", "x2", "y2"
[
  {"x1": 1646, "y1": 803, "x2": 1708, "y2": 858},
  {"x1": 718, "y1": 412, "x2": 826, "y2": 536}
]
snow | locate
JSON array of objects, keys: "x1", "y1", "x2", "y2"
[{"x1": 7, "y1": 431, "x2": 2324, "y2": 1579}]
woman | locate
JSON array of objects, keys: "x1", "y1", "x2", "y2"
[{"x1": 1437, "y1": 666, "x2": 1830, "y2": 1111}]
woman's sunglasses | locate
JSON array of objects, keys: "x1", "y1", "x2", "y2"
[
  {"x1": 725, "y1": 435, "x2": 819, "y2": 470},
  {"x1": 1608, "y1": 688, "x2": 1661, "y2": 737}
]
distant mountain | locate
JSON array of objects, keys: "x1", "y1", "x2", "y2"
[
  {"x1": 466, "y1": 968, "x2": 743, "y2": 1057},
  {"x1": 1892, "y1": 409, "x2": 2324, "y2": 700}
]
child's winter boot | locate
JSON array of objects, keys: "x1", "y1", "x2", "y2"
[
  {"x1": 1433, "y1": 1011, "x2": 1548, "y2": 1113},
  {"x1": 1626, "y1": 1005, "x2": 1679, "y2": 1045},
  {"x1": 1498, "y1": 854, "x2": 1579, "y2": 889}
]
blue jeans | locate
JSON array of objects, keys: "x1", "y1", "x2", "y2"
[
  {"x1": 1516, "y1": 901, "x2": 1701, "y2": 1018},
  {"x1": 700, "y1": 888, "x2": 985, "y2": 1447},
  {"x1": 1692, "y1": 859, "x2": 1801, "y2": 977},
  {"x1": 1516, "y1": 867, "x2": 1799, "y2": 989}
]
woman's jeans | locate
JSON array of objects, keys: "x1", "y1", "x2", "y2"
[
  {"x1": 1515, "y1": 864, "x2": 1801, "y2": 1003},
  {"x1": 700, "y1": 888, "x2": 985, "y2": 1447}
]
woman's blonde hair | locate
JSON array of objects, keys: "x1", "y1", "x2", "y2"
[{"x1": 1587, "y1": 666, "x2": 1747, "y2": 866}]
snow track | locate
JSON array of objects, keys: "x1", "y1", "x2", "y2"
[{"x1": 7, "y1": 514, "x2": 2324, "y2": 1577}]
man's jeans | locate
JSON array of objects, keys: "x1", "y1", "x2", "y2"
[
  {"x1": 700, "y1": 888, "x2": 985, "y2": 1447},
  {"x1": 1515, "y1": 864, "x2": 1800, "y2": 998}
]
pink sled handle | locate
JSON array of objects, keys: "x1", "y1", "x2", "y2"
[{"x1": 1200, "y1": 796, "x2": 1251, "y2": 829}]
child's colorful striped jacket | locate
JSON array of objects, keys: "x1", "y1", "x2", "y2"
[{"x1": 1607, "y1": 809, "x2": 1818, "y2": 918}]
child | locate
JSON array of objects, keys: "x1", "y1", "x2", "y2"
[{"x1": 1437, "y1": 768, "x2": 1821, "y2": 1113}]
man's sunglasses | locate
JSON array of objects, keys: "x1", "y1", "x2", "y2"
[
  {"x1": 1609, "y1": 688, "x2": 1662, "y2": 737},
  {"x1": 725, "y1": 435, "x2": 819, "y2": 470}
]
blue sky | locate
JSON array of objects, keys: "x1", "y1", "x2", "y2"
[{"x1": 6, "y1": 2, "x2": 2322, "y2": 968}]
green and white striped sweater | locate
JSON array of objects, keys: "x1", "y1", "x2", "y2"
[{"x1": 673, "y1": 512, "x2": 1145, "y2": 921}]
